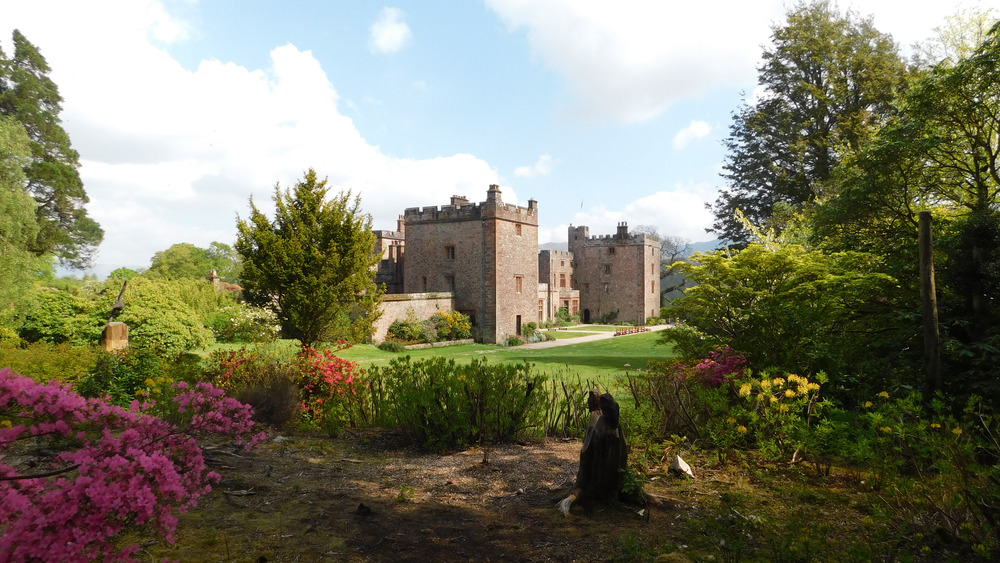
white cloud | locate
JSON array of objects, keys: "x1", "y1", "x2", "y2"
[
  {"x1": 514, "y1": 154, "x2": 557, "y2": 177},
  {"x1": 568, "y1": 184, "x2": 716, "y2": 243},
  {"x1": 370, "y1": 7, "x2": 412, "y2": 54},
  {"x1": 485, "y1": 0, "x2": 784, "y2": 122},
  {"x1": 672, "y1": 120, "x2": 712, "y2": 150},
  {"x1": 2, "y1": 1, "x2": 496, "y2": 267}
]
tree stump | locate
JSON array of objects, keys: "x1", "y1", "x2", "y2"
[
  {"x1": 559, "y1": 390, "x2": 628, "y2": 515},
  {"x1": 100, "y1": 322, "x2": 129, "y2": 352}
]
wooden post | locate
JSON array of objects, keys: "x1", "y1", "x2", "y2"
[
  {"x1": 100, "y1": 322, "x2": 129, "y2": 352},
  {"x1": 918, "y1": 211, "x2": 941, "y2": 395}
]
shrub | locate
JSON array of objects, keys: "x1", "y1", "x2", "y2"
[
  {"x1": 505, "y1": 336, "x2": 524, "y2": 346},
  {"x1": 296, "y1": 343, "x2": 365, "y2": 433},
  {"x1": 203, "y1": 346, "x2": 300, "y2": 428},
  {"x1": 367, "y1": 357, "x2": 546, "y2": 451},
  {"x1": 205, "y1": 303, "x2": 279, "y2": 343},
  {"x1": 232, "y1": 375, "x2": 300, "y2": 429},
  {"x1": 0, "y1": 341, "x2": 97, "y2": 385},
  {"x1": 0, "y1": 369, "x2": 264, "y2": 562},
  {"x1": 523, "y1": 322, "x2": 538, "y2": 339},
  {"x1": 378, "y1": 340, "x2": 407, "y2": 353},
  {"x1": 601, "y1": 311, "x2": 619, "y2": 324},
  {"x1": 430, "y1": 310, "x2": 472, "y2": 341},
  {"x1": 78, "y1": 347, "x2": 165, "y2": 408},
  {"x1": 18, "y1": 288, "x2": 101, "y2": 346},
  {"x1": 386, "y1": 316, "x2": 428, "y2": 342}
]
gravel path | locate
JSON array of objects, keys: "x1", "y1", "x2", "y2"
[{"x1": 520, "y1": 323, "x2": 672, "y2": 349}]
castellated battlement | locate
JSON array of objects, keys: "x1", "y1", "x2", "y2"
[
  {"x1": 404, "y1": 185, "x2": 538, "y2": 225},
  {"x1": 569, "y1": 222, "x2": 656, "y2": 247}
]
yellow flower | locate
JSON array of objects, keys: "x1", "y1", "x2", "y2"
[
  {"x1": 153, "y1": 387, "x2": 161, "y2": 394},
  {"x1": 0, "y1": 420, "x2": 11, "y2": 429},
  {"x1": 952, "y1": 428, "x2": 963, "y2": 436},
  {"x1": 773, "y1": 378, "x2": 785, "y2": 387},
  {"x1": 864, "y1": 401, "x2": 873, "y2": 408},
  {"x1": 726, "y1": 417, "x2": 737, "y2": 425},
  {"x1": 759, "y1": 379, "x2": 771, "y2": 388},
  {"x1": 769, "y1": 396, "x2": 778, "y2": 404},
  {"x1": 785, "y1": 389, "x2": 797, "y2": 398},
  {"x1": 880, "y1": 426, "x2": 893, "y2": 433},
  {"x1": 738, "y1": 383, "x2": 752, "y2": 397},
  {"x1": 737, "y1": 425, "x2": 748, "y2": 434},
  {"x1": 806, "y1": 383, "x2": 820, "y2": 392},
  {"x1": 930, "y1": 423, "x2": 941, "y2": 429},
  {"x1": 458, "y1": 375, "x2": 466, "y2": 382},
  {"x1": 877, "y1": 391, "x2": 890, "y2": 399},
  {"x1": 787, "y1": 374, "x2": 801, "y2": 383},
  {"x1": 145, "y1": 378, "x2": 156, "y2": 386}
]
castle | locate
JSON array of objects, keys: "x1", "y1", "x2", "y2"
[{"x1": 372, "y1": 185, "x2": 660, "y2": 344}]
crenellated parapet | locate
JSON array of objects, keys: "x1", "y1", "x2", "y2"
[{"x1": 404, "y1": 185, "x2": 538, "y2": 225}]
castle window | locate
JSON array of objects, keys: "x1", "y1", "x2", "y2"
[
  {"x1": 651, "y1": 281, "x2": 655, "y2": 293},
  {"x1": 445, "y1": 245, "x2": 456, "y2": 260},
  {"x1": 603, "y1": 283, "x2": 610, "y2": 293},
  {"x1": 421, "y1": 276, "x2": 427, "y2": 292},
  {"x1": 515, "y1": 223, "x2": 522, "y2": 236},
  {"x1": 559, "y1": 273, "x2": 566, "y2": 288},
  {"x1": 604, "y1": 264, "x2": 612, "y2": 275},
  {"x1": 608, "y1": 247, "x2": 616, "y2": 255},
  {"x1": 560, "y1": 260, "x2": 564, "y2": 267},
  {"x1": 515, "y1": 275, "x2": 524, "y2": 294},
  {"x1": 446, "y1": 276, "x2": 455, "y2": 292}
]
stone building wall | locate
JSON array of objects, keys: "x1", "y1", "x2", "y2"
[
  {"x1": 373, "y1": 292, "x2": 454, "y2": 342},
  {"x1": 568, "y1": 223, "x2": 660, "y2": 324},
  {"x1": 374, "y1": 217, "x2": 405, "y2": 294},
  {"x1": 402, "y1": 186, "x2": 538, "y2": 343},
  {"x1": 538, "y1": 250, "x2": 579, "y2": 321}
]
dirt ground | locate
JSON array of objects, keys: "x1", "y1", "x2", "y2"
[{"x1": 133, "y1": 432, "x2": 700, "y2": 562}]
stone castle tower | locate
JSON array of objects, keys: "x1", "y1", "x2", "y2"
[{"x1": 402, "y1": 185, "x2": 539, "y2": 343}]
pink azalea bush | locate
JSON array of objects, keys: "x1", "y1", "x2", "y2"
[{"x1": 0, "y1": 368, "x2": 265, "y2": 562}]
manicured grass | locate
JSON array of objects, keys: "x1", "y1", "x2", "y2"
[
  {"x1": 539, "y1": 330, "x2": 600, "y2": 340},
  {"x1": 195, "y1": 329, "x2": 674, "y2": 383},
  {"x1": 336, "y1": 330, "x2": 672, "y2": 382}
]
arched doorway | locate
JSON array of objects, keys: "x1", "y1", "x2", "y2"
[{"x1": 583, "y1": 309, "x2": 591, "y2": 323}]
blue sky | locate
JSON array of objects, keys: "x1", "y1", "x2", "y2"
[{"x1": 4, "y1": 0, "x2": 998, "y2": 272}]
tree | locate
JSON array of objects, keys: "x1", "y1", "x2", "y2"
[
  {"x1": 0, "y1": 30, "x2": 102, "y2": 267},
  {"x1": 633, "y1": 224, "x2": 692, "y2": 301},
  {"x1": 235, "y1": 169, "x2": 383, "y2": 347},
  {"x1": 147, "y1": 241, "x2": 240, "y2": 281},
  {"x1": 912, "y1": 6, "x2": 996, "y2": 69},
  {"x1": 710, "y1": 1, "x2": 909, "y2": 245},
  {"x1": 0, "y1": 115, "x2": 46, "y2": 326}
]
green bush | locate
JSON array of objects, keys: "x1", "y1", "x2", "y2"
[
  {"x1": 430, "y1": 310, "x2": 472, "y2": 341},
  {"x1": 523, "y1": 322, "x2": 537, "y2": 339},
  {"x1": 18, "y1": 288, "x2": 102, "y2": 345},
  {"x1": 78, "y1": 347, "x2": 165, "y2": 407},
  {"x1": 0, "y1": 341, "x2": 97, "y2": 385},
  {"x1": 204, "y1": 346, "x2": 301, "y2": 428},
  {"x1": 366, "y1": 357, "x2": 546, "y2": 451},
  {"x1": 505, "y1": 336, "x2": 524, "y2": 346},
  {"x1": 377, "y1": 340, "x2": 407, "y2": 353},
  {"x1": 600, "y1": 311, "x2": 619, "y2": 324}
]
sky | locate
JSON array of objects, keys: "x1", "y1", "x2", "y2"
[{"x1": 4, "y1": 0, "x2": 999, "y2": 273}]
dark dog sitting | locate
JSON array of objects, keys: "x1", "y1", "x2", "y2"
[{"x1": 559, "y1": 390, "x2": 628, "y2": 515}]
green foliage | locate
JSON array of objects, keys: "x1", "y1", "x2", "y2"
[
  {"x1": 661, "y1": 243, "x2": 901, "y2": 399},
  {"x1": 205, "y1": 303, "x2": 279, "y2": 343},
  {"x1": 711, "y1": 1, "x2": 909, "y2": 244},
  {"x1": 430, "y1": 310, "x2": 472, "y2": 341},
  {"x1": 107, "y1": 277, "x2": 216, "y2": 357},
  {"x1": 505, "y1": 336, "x2": 524, "y2": 346},
  {"x1": 366, "y1": 357, "x2": 546, "y2": 451},
  {"x1": 18, "y1": 287, "x2": 101, "y2": 345},
  {"x1": 0, "y1": 341, "x2": 96, "y2": 385},
  {"x1": 236, "y1": 169, "x2": 383, "y2": 347},
  {"x1": 386, "y1": 309, "x2": 432, "y2": 343},
  {"x1": 0, "y1": 30, "x2": 103, "y2": 266},
  {"x1": 377, "y1": 340, "x2": 406, "y2": 353},
  {"x1": 78, "y1": 347, "x2": 164, "y2": 407},
  {"x1": 147, "y1": 241, "x2": 241, "y2": 282},
  {"x1": 522, "y1": 322, "x2": 537, "y2": 339}
]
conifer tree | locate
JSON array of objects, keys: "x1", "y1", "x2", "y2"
[
  {"x1": 235, "y1": 169, "x2": 383, "y2": 347},
  {"x1": 0, "y1": 30, "x2": 103, "y2": 267}
]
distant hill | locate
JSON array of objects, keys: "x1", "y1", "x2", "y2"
[
  {"x1": 539, "y1": 241, "x2": 568, "y2": 252},
  {"x1": 686, "y1": 239, "x2": 726, "y2": 256}
]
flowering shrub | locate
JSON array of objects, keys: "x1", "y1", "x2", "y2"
[
  {"x1": 431, "y1": 310, "x2": 472, "y2": 341},
  {"x1": 0, "y1": 368, "x2": 264, "y2": 562},
  {"x1": 204, "y1": 346, "x2": 300, "y2": 428},
  {"x1": 724, "y1": 372, "x2": 828, "y2": 461},
  {"x1": 78, "y1": 347, "x2": 165, "y2": 407},
  {"x1": 296, "y1": 343, "x2": 364, "y2": 433},
  {"x1": 205, "y1": 303, "x2": 280, "y2": 343}
]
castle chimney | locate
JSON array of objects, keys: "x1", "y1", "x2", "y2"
[
  {"x1": 617, "y1": 222, "x2": 629, "y2": 238},
  {"x1": 486, "y1": 184, "x2": 502, "y2": 205}
]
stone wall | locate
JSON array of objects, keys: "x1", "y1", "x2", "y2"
[
  {"x1": 372, "y1": 292, "x2": 455, "y2": 343},
  {"x1": 569, "y1": 222, "x2": 660, "y2": 324}
]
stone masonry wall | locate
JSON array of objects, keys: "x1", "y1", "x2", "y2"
[
  {"x1": 372, "y1": 292, "x2": 455, "y2": 342},
  {"x1": 568, "y1": 223, "x2": 659, "y2": 324}
]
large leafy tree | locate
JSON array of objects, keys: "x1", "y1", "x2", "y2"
[
  {"x1": 710, "y1": 1, "x2": 909, "y2": 245},
  {"x1": 235, "y1": 169, "x2": 382, "y2": 347},
  {"x1": 814, "y1": 22, "x2": 1000, "y2": 398},
  {"x1": 0, "y1": 30, "x2": 102, "y2": 267},
  {"x1": 147, "y1": 241, "x2": 241, "y2": 281},
  {"x1": 0, "y1": 115, "x2": 47, "y2": 326}
]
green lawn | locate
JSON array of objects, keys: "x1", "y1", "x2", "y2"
[
  {"x1": 336, "y1": 330, "x2": 672, "y2": 382},
  {"x1": 197, "y1": 330, "x2": 674, "y2": 383}
]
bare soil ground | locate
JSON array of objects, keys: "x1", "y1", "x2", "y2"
[{"x1": 130, "y1": 432, "x2": 705, "y2": 562}]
